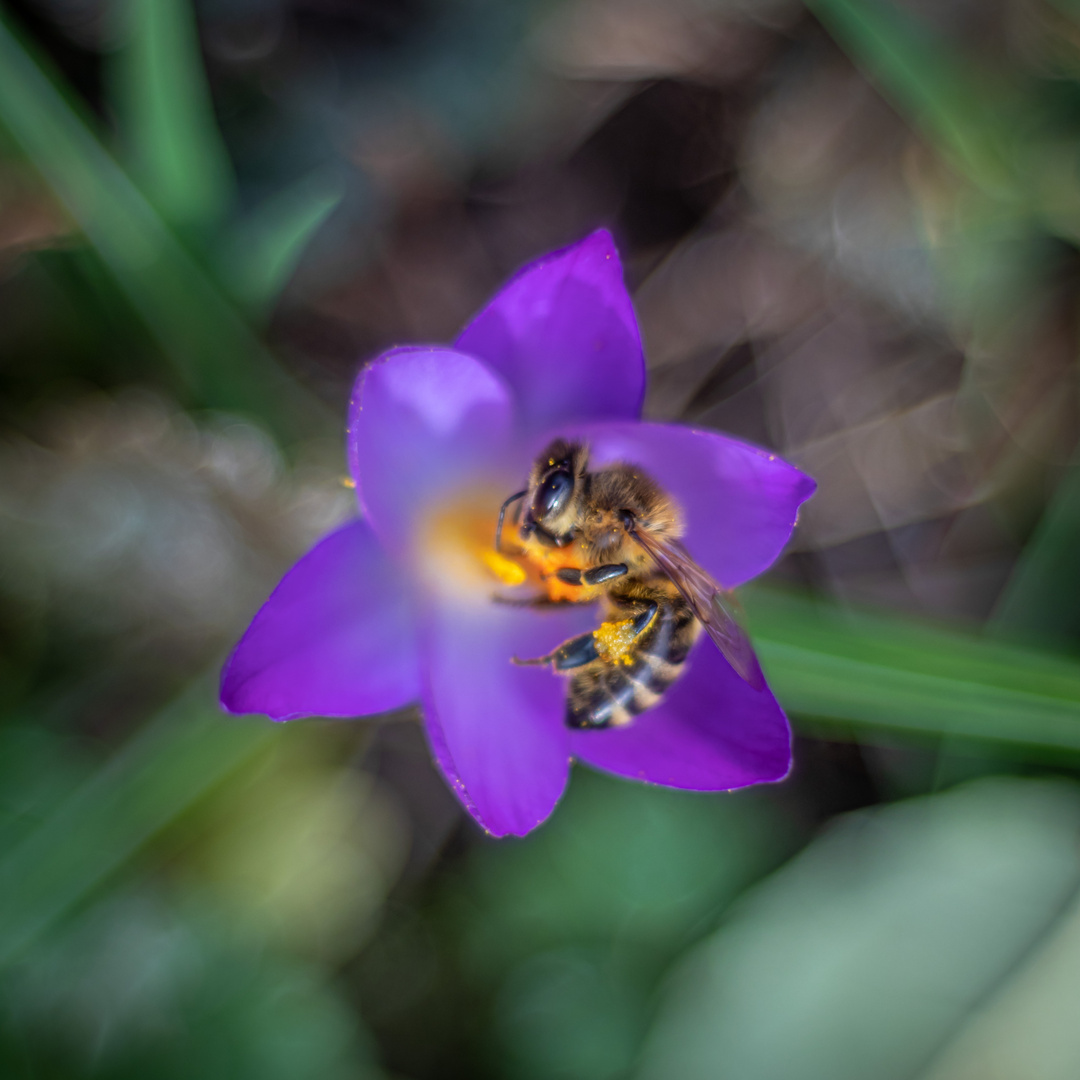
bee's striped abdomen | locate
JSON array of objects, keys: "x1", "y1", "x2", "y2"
[{"x1": 566, "y1": 593, "x2": 699, "y2": 730}]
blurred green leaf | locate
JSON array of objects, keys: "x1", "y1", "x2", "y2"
[
  {"x1": 808, "y1": 0, "x2": 1080, "y2": 655},
  {"x1": 188, "y1": 723, "x2": 407, "y2": 961},
  {"x1": 2, "y1": 891, "x2": 384, "y2": 1080},
  {"x1": 807, "y1": 0, "x2": 1080, "y2": 244},
  {"x1": 493, "y1": 947, "x2": 644, "y2": 1080},
  {"x1": 805, "y1": 0, "x2": 1018, "y2": 194},
  {"x1": 1046, "y1": 0, "x2": 1080, "y2": 24},
  {"x1": 992, "y1": 459, "x2": 1080, "y2": 645},
  {"x1": 637, "y1": 778, "x2": 1080, "y2": 1080},
  {"x1": 0, "y1": 685, "x2": 275, "y2": 968},
  {"x1": 109, "y1": 0, "x2": 235, "y2": 231},
  {"x1": 458, "y1": 770, "x2": 789, "y2": 984},
  {"x1": 920, "y1": 873, "x2": 1080, "y2": 1079},
  {"x1": 218, "y1": 170, "x2": 345, "y2": 314},
  {"x1": 456, "y1": 771, "x2": 792, "y2": 1080},
  {"x1": 747, "y1": 586, "x2": 1080, "y2": 751},
  {"x1": 0, "y1": 13, "x2": 320, "y2": 439},
  {"x1": 0, "y1": 726, "x2": 89, "y2": 854}
]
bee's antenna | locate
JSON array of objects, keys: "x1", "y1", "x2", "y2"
[{"x1": 496, "y1": 489, "x2": 527, "y2": 552}]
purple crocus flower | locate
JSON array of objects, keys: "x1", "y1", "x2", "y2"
[{"x1": 221, "y1": 231, "x2": 815, "y2": 837}]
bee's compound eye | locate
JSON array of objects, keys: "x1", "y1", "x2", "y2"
[{"x1": 535, "y1": 470, "x2": 574, "y2": 520}]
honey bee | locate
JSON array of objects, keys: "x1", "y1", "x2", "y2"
[{"x1": 496, "y1": 438, "x2": 764, "y2": 730}]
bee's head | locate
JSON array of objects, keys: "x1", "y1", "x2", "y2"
[
  {"x1": 579, "y1": 464, "x2": 682, "y2": 563},
  {"x1": 520, "y1": 439, "x2": 589, "y2": 546}
]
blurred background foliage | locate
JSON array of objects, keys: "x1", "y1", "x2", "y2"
[{"x1": 3, "y1": 0, "x2": 1080, "y2": 1076}]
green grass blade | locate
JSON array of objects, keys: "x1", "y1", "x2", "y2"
[
  {"x1": 0, "y1": 13, "x2": 318, "y2": 438},
  {"x1": 218, "y1": 170, "x2": 346, "y2": 314},
  {"x1": 1047, "y1": 0, "x2": 1080, "y2": 22},
  {"x1": 805, "y1": 0, "x2": 1017, "y2": 195},
  {"x1": 746, "y1": 586, "x2": 1080, "y2": 750},
  {"x1": 808, "y1": 0, "x2": 1080, "y2": 244},
  {"x1": 0, "y1": 685, "x2": 276, "y2": 968},
  {"x1": 991, "y1": 460, "x2": 1080, "y2": 644},
  {"x1": 110, "y1": 0, "x2": 235, "y2": 230}
]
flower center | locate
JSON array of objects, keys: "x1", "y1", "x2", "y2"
[
  {"x1": 417, "y1": 489, "x2": 611, "y2": 606},
  {"x1": 417, "y1": 490, "x2": 533, "y2": 601}
]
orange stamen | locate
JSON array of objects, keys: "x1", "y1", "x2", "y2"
[
  {"x1": 418, "y1": 490, "x2": 537, "y2": 600},
  {"x1": 481, "y1": 549, "x2": 527, "y2": 586}
]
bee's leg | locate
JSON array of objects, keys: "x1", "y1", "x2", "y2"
[
  {"x1": 585, "y1": 563, "x2": 628, "y2": 585},
  {"x1": 512, "y1": 632, "x2": 599, "y2": 670},
  {"x1": 491, "y1": 593, "x2": 591, "y2": 609},
  {"x1": 605, "y1": 599, "x2": 658, "y2": 637},
  {"x1": 512, "y1": 600, "x2": 657, "y2": 670},
  {"x1": 591, "y1": 598, "x2": 659, "y2": 649},
  {"x1": 555, "y1": 563, "x2": 628, "y2": 586}
]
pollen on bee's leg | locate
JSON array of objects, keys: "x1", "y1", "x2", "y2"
[{"x1": 592, "y1": 617, "x2": 640, "y2": 665}]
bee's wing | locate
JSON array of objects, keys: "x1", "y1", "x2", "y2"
[{"x1": 630, "y1": 531, "x2": 765, "y2": 692}]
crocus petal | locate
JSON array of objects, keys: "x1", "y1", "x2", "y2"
[
  {"x1": 421, "y1": 599, "x2": 595, "y2": 837},
  {"x1": 565, "y1": 421, "x2": 816, "y2": 587},
  {"x1": 220, "y1": 518, "x2": 419, "y2": 721},
  {"x1": 569, "y1": 636, "x2": 791, "y2": 789},
  {"x1": 349, "y1": 347, "x2": 517, "y2": 550},
  {"x1": 456, "y1": 229, "x2": 645, "y2": 436}
]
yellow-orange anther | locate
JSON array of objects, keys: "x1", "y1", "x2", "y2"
[
  {"x1": 481, "y1": 549, "x2": 527, "y2": 586},
  {"x1": 418, "y1": 491, "x2": 537, "y2": 600}
]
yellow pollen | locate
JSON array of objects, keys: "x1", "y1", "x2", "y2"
[
  {"x1": 593, "y1": 617, "x2": 641, "y2": 665},
  {"x1": 481, "y1": 549, "x2": 527, "y2": 586},
  {"x1": 418, "y1": 491, "x2": 537, "y2": 599}
]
